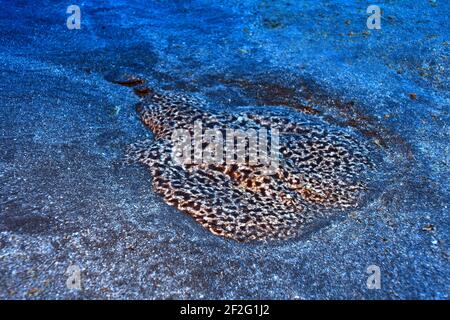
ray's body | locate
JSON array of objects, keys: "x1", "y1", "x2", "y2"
[{"x1": 127, "y1": 90, "x2": 372, "y2": 241}]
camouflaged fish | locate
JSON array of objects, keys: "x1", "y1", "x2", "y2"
[{"x1": 124, "y1": 87, "x2": 373, "y2": 242}]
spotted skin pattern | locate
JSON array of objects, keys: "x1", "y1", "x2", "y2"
[{"x1": 126, "y1": 90, "x2": 373, "y2": 241}]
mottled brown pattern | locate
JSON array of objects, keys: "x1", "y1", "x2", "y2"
[{"x1": 126, "y1": 90, "x2": 374, "y2": 241}]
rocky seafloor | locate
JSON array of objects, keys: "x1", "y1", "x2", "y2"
[{"x1": 0, "y1": 0, "x2": 448, "y2": 299}]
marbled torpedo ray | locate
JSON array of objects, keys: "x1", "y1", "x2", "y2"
[{"x1": 125, "y1": 89, "x2": 373, "y2": 242}]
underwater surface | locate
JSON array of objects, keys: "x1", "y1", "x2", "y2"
[{"x1": 0, "y1": 0, "x2": 448, "y2": 299}]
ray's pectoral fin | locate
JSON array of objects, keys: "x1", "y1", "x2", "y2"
[
  {"x1": 151, "y1": 164, "x2": 308, "y2": 241},
  {"x1": 278, "y1": 134, "x2": 370, "y2": 208},
  {"x1": 123, "y1": 139, "x2": 160, "y2": 165}
]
